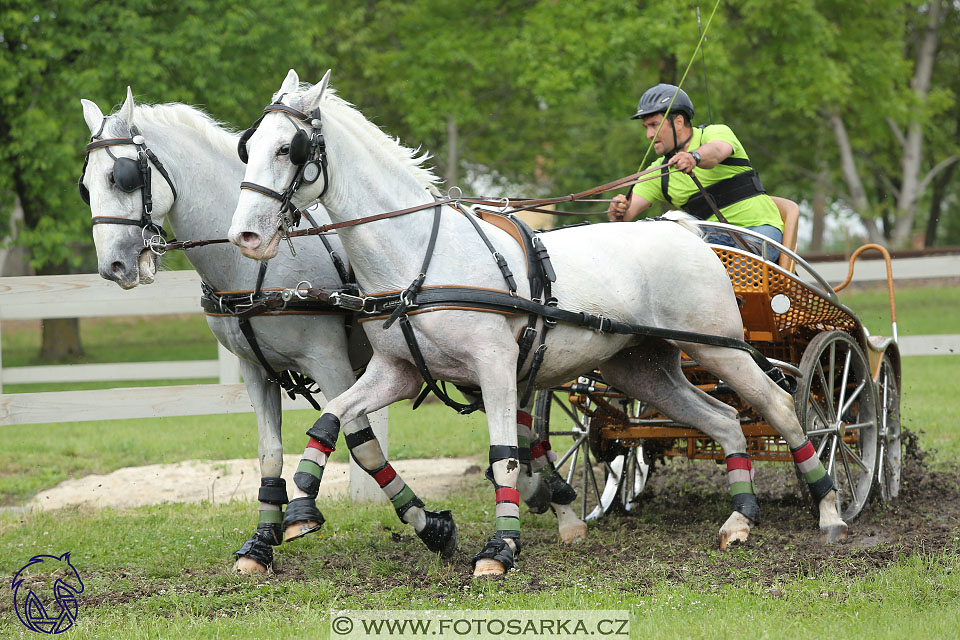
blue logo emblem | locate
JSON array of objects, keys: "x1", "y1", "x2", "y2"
[{"x1": 12, "y1": 552, "x2": 84, "y2": 634}]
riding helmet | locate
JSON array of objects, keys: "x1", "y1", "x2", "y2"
[{"x1": 631, "y1": 83, "x2": 695, "y2": 120}]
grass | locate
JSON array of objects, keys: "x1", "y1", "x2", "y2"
[
  {"x1": 0, "y1": 486, "x2": 957, "y2": 639},
  {"x1": 0, "y1": 284, "x2": 958, "y2": 637}
]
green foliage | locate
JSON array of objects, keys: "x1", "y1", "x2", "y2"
[{"x1": 1, "y1": 1, "x2": 957, "y2": 272}]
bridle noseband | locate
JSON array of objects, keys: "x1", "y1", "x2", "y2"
[
  {"x1": 237, "y1": 100, "x2": 330, "y2": 252},
  {"x1": 79, "y1": 118, "x2": 178, "y2": 246}
]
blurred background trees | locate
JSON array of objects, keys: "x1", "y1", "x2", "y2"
[{"x1": 1, "y1": 0, "x2": 957, "y2": 285}]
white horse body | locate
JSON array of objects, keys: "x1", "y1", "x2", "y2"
[
  {"x1": 229, "y1": 71, "x2": 846, "y2": 576},
  {"x1": 80, "y1": 92, "x2": 362, "y2": 572}
]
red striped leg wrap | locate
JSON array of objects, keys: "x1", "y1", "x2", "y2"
[{"x1": 306, "y1": 438, "x2": 335, "y2": 455}]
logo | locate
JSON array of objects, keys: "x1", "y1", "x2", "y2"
[{"x1": 12, "y1": 552, "x2": 84, "y2": 634}]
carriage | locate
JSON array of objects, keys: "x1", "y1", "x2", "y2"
[{"x1": 534, "y1": 203, "x2": 903, "y2": 524}]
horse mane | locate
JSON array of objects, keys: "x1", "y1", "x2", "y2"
[
  {"x1": 286, "y1": 84, "x2": 442, "y2": 193},
  {"x1": 107, "y1": 101, "x2": 240, "y2": 157}
]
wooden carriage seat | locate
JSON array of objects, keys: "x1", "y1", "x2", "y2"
[{"x1": 769, "y1": 196, "x2": 799, "y2": 272}]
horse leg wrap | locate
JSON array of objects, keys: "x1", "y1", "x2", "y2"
[
  {"x1": 541, "y1": 466, "x2": 577, "y2": 505},
  {"x1": 293, "y1": 437, "x2": 335, "y2": 498},
  {"x1": 256, "y1": 477, "x2": 287, "y2": 545},
  {"x1": 235, "y1": 523, "x2": 278, "y2": 568},
  {"x1": 472, "y1": 531, "x2": 521, "y2": 572},
  {"x1": 727, "y1": 453, "x2": 760, "y2": 524},
  {"x1": 282, "y1": 497, "x2": 325, "y2": 531},
  {"x1": 516, "y1": 415, "x2": 551, "y2": 514},
  {"x1": 416, "y1": 509, "x2": 458, "y2": 558},
  {"x1": 791, "y1": 440, "x2": 837, "y2": 503},
  {"x1": 487, "y1": 446, "x2": 522, "y2": 539},
  {"x1": 306, "y1": 413, "x2": 341, "y2": 450}
]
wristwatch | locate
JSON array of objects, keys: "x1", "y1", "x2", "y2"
[{"x1": 690, "y1": 150, "x2": 702, "y2": 166}]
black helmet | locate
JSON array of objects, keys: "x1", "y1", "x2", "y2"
[{"x1": 631, "y1": 83, "x2": 695, "y2": 121}]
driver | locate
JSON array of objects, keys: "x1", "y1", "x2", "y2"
[{"x1": 608, "y1": 83, "x2": 783, "y2": 262}]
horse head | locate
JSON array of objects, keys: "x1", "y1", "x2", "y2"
[
  {"x1": 80, "y1": 87, "x2": 176, "y2": 289},
  {"x1": 229, "y1": 69, "x2": 332, "y2": 261}
]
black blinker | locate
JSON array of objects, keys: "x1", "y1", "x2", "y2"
[
  {"x1": 289, "y1": 130, "x2": 311, "y2": 166},
  {"x1": 112, "y1": 157, "x2": 144, "y2": 192}
]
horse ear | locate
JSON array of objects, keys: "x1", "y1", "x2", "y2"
[
  {"x1": 303, "y1": 69, "x2": 332, "y2": 106},
  {"x1": 118, "y1": 86, "x2": 135, "y2": 125},
  {"x1": 280, "y1": 69, "x2": 300, "y2": 95},
  {"x1": 80, "y1": 99, "x2": 105, "y2": 134}
]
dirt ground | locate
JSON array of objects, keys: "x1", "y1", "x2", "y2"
[
  {"x1": 21, "y1": 435, "x2": 960, "y2": 594},
  {"x1": 28, "y1": 456, "x2": 476, "y2": 511}
]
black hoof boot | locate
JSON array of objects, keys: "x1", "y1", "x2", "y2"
[
  {"x1": 543, "y1": 471, "x2": 577, "y2": 505},
  {"x1": 234, "y1": 523, "x2": 280, "y2": 572},
  {"x1": 522, "y1": 475, "x2": 553, "y2": 514},
  {"x1": 416, "y1": 509, "x2": 458, "y2": 558},
  {"x1": 472, "y1": 532, "x2": 521, "y2": 573},
  {"x1": 282, "y1": 497, "x2": 325, "y2": 542}
]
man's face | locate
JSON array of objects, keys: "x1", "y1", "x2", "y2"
[{"x1": 641, "y1": 113, "x2": 685, "y2": 155}]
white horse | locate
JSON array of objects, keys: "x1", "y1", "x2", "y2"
[
  {"x1": 79, "y1": 89, "x2": 489, "y2": 573},
  {"x1": 228, "y1": 70, "x2": 847, "y2": 576}
]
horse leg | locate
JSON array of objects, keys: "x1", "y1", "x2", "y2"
[
  {"x1": 472, "y1": 367, "x2": 523, "y2": 577},
  {"x1": 284, "y1": 354, "x2": 433, "y2": 544},
  {"x1": 602, "y1": 340, "x2": 759, "y2": 549},
  {"x1": 340, "y1": 416, "x2": 458, "y2": 557},
  {"x1": 515, "y1": 402, "x2": 585, "y2": 543},
  {"x1": 684, "y1": 344, "x2": 847, "y2": 542},
  {"x1": 234, "y1": 360, "x2": 286, "y2": 573}
]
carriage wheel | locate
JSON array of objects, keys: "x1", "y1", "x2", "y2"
[
  {"x1": 796, "y1": 331, "x2": 879, "y2": 521},
  {"x1": 877, "y1": 352, "x2": 902, "y2": 501},
  {"x1": 533, "y1": 388, "x2": 648, "y2": 521}
]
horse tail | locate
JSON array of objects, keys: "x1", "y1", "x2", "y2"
[{"x1": 662, "y1": 210, "x2": 703, "y2": 237}]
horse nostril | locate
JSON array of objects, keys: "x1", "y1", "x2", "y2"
[
  {"x1": 111, "y1": 261, "x2": 125, "y2": 276},
  {"x1": 241, "y1": 232, "x2": 261, "y2": 248}
]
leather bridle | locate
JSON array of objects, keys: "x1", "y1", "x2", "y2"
[
  {"x1": 237, "y1": 100, "x2": 329, "y2": 254},
  {"x1": 79, "y1": 118, "x2": 178, "y2": 245}
]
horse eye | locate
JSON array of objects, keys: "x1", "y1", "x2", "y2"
[
  {"x1": 277, "y1": 144, "x2": 291, "y2": 156},
  {"x1": 108, "y1": 172, "x2": 116, "y2": 185}
]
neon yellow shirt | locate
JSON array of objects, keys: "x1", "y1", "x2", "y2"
[{"x1": 632, "y1": 124, "x2": 783, "y2": 231}]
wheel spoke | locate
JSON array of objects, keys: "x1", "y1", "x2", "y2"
[
  {"x1": 806, "y1": 427, "x2": 835, "y2": 437},
  {"x1": 565, "y1": 445, "x2": 580, "y2": 486},
  {"x1": 555, "y1": 433, "x2": 588, "y2": 469},
  {"x1": 552, "y1": 395, "x2": 588, "y2": 432},
  {"x1": 815, "y1": 361, "x2": 835, "y2": 418},
  {"x1": 835, "y1": 348, "x2": 853, "y2": 421},
  {"x1": 810, "y1": 393, "x2": 834, "y2": 424},
  {"x1": 840, "y1": 442, "x2": 857, "y2": 500},
  {"x1": 838, "y1": 380, "x2": 866, "y2": 420},
  {"x1": 827, "y1": 343, "x2": 837, "y2": 414},
  {"x1": 826, "y1": 434, "x2": 839, "y2": 477},
  {"x1": 815, "y1": 433, "x2": 831, "y2": 458},
  {"x1": 839, "y1": 439, "x2": 869, "y2": 473},
  {"x1": 841, "y1": 421, "x2": 874, "y2": 432}
]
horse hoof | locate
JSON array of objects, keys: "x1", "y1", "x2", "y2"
[
  {"x1": 473, "y1": 558, "x2": 506, "y2": 577},
  {"x1": 283, "y1": 520, "x2": 322, "y2": 542},
  {"x1": 821, "y1": 523, "x2": 848, "y2": 544},
  {"x1": 233, "y1": 557, "x2": 270, "y2": 574},
  {"x1": 718, "y1": 528, "x2": 750, "y2": 550},
  {"x1": 559, "y1": 520, "x2": 587, "y2": 543}
]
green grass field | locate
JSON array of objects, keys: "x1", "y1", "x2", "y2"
[{"x1": 0, "y1": 283, "x2": 958, "y2": 638}]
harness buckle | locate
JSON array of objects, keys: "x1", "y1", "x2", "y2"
[
  {"x1": 543, "y1": 296, "x2": 559, "y2": 329},
  {"x1": 329, "y1": 291, "x2": 365, "y2": 312}
]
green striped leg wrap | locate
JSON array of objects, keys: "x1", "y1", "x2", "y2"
[
  {"x1": 726, "y1": 453, "x2": 760, "y2": 523},
  {"x1": 293, "y1": 439, "x2": 333, "y2": 497},
  {"x1": 346, "y1": 427, "x2": 424, "y2": 521},
  {"x1": 487, "y1": 445, "x2": 521, "y2": 537},
  {"x1": 791, "y1": 440, "x2": 836, "y2": 502}
]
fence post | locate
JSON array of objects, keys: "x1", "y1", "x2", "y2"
[{"x1": 0, "y1": 321, "x2": 4, "y2": 395}]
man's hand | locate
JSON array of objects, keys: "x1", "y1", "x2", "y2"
[
  {"x1": 669, "y1": 151, "x2": 698, "y2": 175},
  {"x1": 608, "y1": 194, "x2": 628, "y2": 221}
]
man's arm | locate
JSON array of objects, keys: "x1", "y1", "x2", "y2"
[
  {"x1": 608, "y1": 193, "x2": 652, "y2": 221},
  {"x1": 671, "y1": 140, "x2": 735, "y2": 173}
]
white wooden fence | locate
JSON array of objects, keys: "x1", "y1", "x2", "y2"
[{"x1": 0, "y1": 271, "x2": 387, "y2": 501}]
